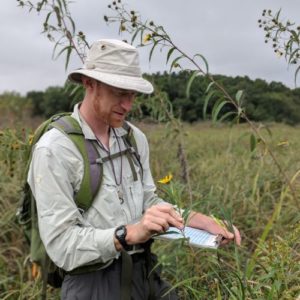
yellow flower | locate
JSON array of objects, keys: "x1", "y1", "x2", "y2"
[
  {"x1": 277, "y1": 140, "x2": 289, "y2": 147},
  {"x1": 11, "y1": 142, "x2": 20, "y2": 150},
  {"x1": 28, "y1": 134, "x2": 34, "y2": 145},
  {"x1": 143, "y1": 34, "x2": 152, "y2": 43},
  {"x1": 158, "y1": 173, "x2": 173, "y2": 184}
]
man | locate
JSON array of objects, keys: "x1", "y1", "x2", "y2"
[{"x1": 28, "y1": 39, "x2": 241, "y2": 299}]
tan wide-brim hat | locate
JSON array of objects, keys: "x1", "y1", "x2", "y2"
[{"x1": 68, "y1": 39, "x2": 154, "y2": 94}]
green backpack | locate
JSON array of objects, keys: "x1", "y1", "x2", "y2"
[{"x1": 17, "y1": 112, "x2": 140, "y2": 296}]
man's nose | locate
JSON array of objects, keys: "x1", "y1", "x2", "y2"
[{"x1": 120, "y1": 97, "x2": 134, "y2": 112}]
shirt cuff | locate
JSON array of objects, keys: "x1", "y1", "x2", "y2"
[{"x1": 94, "y1": 227, "x2": 119, "y2": 262}]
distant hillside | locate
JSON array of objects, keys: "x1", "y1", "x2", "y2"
[
  {"x1": 1, "y1": 71, "x2": 300, "y2": 125},
  {"x1": 144, "y1": 71, "x2": 300, "y2": 124}
]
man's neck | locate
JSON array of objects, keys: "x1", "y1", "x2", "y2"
[{"x1": 79, "y1": 101, "x2": 110, "y2": 148}]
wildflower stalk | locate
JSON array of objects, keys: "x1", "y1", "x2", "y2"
[
  {"x1": 104, "y1": 2, "x2": 299, "y2": 209},
  {"x1": 258, "y1": 9, "x2": 300, "y2": 85},
  {"x1": 18, "y1": 0, "x2": 89, "y2": 68}
]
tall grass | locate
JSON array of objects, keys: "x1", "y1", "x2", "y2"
[{"x1": 0, "y1": 121, "x2": 299, "y2": 299}]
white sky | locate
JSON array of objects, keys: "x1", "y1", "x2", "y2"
[{"x1": 1, "y1": 0, "x2": 299, "y2": 95}]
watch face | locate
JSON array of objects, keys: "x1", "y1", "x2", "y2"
[
  {"x1": 116, "y1": 226, "x2": 125, "y2": 237},
  {"x1": 116, "y1": 227, "x2": 125, "y2": 236},
  {"x1": 115, "y1": 225, "x2": 132, "y2": 251}
]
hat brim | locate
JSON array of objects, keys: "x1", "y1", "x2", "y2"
[{"x1": 68, "y1": 69, "x2": 154, "y2": 94}]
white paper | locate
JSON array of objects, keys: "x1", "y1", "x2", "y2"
[{"x1": 155, "y1": 226, "x2": 220, "y2": 249}]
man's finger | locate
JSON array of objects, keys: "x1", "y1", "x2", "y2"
[
  {"x1": 233, "y1": 225, "x2": 242, "y2": 246},
  {"x1": 146, "y1": 216, "x2": 170, "y2": 232},
  {"x1": 147, "y1": 205, "x2": 184, "y2": 228}
]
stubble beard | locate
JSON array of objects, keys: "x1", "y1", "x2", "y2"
[{"x1": 93, "y1": 98, "x2": 124, "y2": 129}]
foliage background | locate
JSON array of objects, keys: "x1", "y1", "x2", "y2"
[
  {"x1": 2, "y1": 71, "x2": 300, "y2": 124},
  {"x1": 0, "y1": 1, "x2": 300, "y2": 299},
  {"x1": 0, "y1": 101, "x2": 300, "y2": 299}
]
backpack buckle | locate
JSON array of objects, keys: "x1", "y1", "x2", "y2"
[
  {"x1": 78, "y1": 207, "x2": 85, "y2": 215},
  {"x1": 128, "y1": 147, "x2": 135, "y2": 154},
  {"x1": 96, "y1": 158, "x2": 103, "y2": 164},
  {"x1": 51, "y1": 115, "x2": 62, "y2": 121}
]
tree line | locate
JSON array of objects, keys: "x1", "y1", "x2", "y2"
[
  {"x1": 143, "y1": 71, "x2": 300, "y2": 125},
  {"x1": 1, "y1": 71, "x2": 300, "y2": 125}
]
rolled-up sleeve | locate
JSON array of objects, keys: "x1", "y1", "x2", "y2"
[{"x1": 28, "y1": 134, "x2": 118, "y2": 272}]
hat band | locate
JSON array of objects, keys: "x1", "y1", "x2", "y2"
[{"x1": 84, "y1": 61, "x2": 141, "y2": 77}]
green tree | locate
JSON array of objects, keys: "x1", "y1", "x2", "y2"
[
  {"x1": 26, "y1": 90, "x2": 45, "y2": 116},
  {"x1": 41, "y1": 86, "x2": 74, "y2": 117}
]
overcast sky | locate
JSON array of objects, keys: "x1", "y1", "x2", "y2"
[{"x1": 1, "y1": 0, "x2": 299, "y2": 95}]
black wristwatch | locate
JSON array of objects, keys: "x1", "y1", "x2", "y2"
[{"x1": 115, "y1": 225, "x2": 132, "y2": 251}]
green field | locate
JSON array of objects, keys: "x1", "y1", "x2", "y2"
[{"x1": 0, "y1": 120, "x2": 299, "y2": 299}]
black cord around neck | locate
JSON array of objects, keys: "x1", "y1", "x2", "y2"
[{"x1": 96, "y1": 128, "x2": 123, "y2": 186}]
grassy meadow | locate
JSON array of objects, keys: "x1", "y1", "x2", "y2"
[{"x1": 0, "y1": 113, "x2": 300, "y2": 299}]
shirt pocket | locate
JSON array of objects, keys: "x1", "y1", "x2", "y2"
[
  {"x1": 84, "y1": 183, "x2": 124, "y2": 228},
  {"x1": 123, "y1": 166, "x2": 144, "y2": 221}
]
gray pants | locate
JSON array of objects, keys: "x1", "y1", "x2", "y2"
[{"x1": 61, "y1": 253, "x2": 178, "y2": 300}]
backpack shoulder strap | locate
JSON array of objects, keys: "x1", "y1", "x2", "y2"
[
  {"x1": 18, "y1": 113, "x2": 74, "y2": 229},
  {"x1": 122, "y1": 121, "x2": 139, "y2": 156},
  {"x1": 122, "y1": 121, "x2": 144, "y2": 180},
  {"x1": 50, "y1": 115, "x2": 102, "y2": 212}
]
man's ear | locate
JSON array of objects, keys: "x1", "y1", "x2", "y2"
[{"x1": 82, "y1": 76, "x2": 96, "y2": 90}]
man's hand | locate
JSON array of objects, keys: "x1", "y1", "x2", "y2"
[
  {"x1": 187, "y1": 212, "x2": 242, "y2": 246},
  {"x1": 126, "y1": 203, "x2": 184, "y2": 245}
]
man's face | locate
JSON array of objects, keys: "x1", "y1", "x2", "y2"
[{"x1": 92, "y1": 81, "x2": 136, "y2": 128}]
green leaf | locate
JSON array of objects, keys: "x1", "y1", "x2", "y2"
[
  {"x1": 275, "y1": 9, "x2": 281, "y2": 21},
  {"x1": 212, "y1": 99, "x2": 228, "y2": 123},
  {"x1": 294, "y1": 65, "x2": 300, "y2": 87},
  {"x1": 52, "y1": 39, "x2": 63, "y2": 60},
  {"x1": 235, "y1": 90, "x2": 244, "y2": 105},
  {"x1": 204, "y1": 82, "x2": 215, "y2": 94},
  {"x1": 53, "y1": 45, "x2": 72, "y2": 70},
  {"x1": 54, "y1": 5, "x2": 62, "y2": 27},
  {"x1": 203, "y1": 90, "x2": 215, "y2": 120},
  {"x1": 231, "y1": 114, "x2": 241, "y2": 125},
  {"x1": 65, "y1": 46, "x2": 72, "y2": 70},
  {"x1": 250, "y1": 134, "x2": 257, "y2": 152},
  {"x1": 288, "y1": 48, "x2": 299, "y2": 64},
  {"x1": 149, "y1": 39, "x2": 160, "y2": 62},
  {"x1": 218, "y1": 111, "x2": 236, "y2": 123},
  {"x1": 290, "y1": 30, "x2": 299, "y2": 43},
  {"x1": 67, "y1": 16, "x2": 76, "y2": 35},
  {"x1": 61, "y1": 0, "x2": 68, "y2": 12},
  {"x1": 131, "y1": 28, "x2": 141, "y2": 44},
  {"x1": 139, "y1": 27, "x2": 145, "y2": 46},
  {"x1": 166, "y1": 47, "x2": 176, "y2": 65},
  {"x1": 186, "y1": 71, "x2": 199, "y2": 99},
  {"x1": 69, "y1": 84, "x2": 82, "y2": 96},
  {"x1": 170, "y1": 55, "x2": 184, "y2": 72},
  {"x1": 216, "y1": 284, "x2": 222, "y2": 300},
  {"x1": 56, "y1": 0, "x2": 65, "y2": 14},
  {"x1": 259, "y1": 124, "x2": 273, "y2": 138},
  {"x1": 53, "y1": 45, "x2": 69, "y2": 60},
  {"x1": 41, "y1": 0, "x2": 47, "y2": 7},
  {"x1": 193, "y1": 53, "x2": 209, "y2": 74},
  {"x1": 45, "y1": 11, "x2": 52, "y2": 24}
]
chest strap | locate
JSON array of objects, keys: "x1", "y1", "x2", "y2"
[{"x1": 96, "y1": 147, "x2": 138, "y2": 182}]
